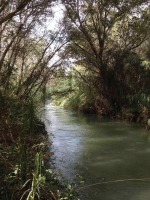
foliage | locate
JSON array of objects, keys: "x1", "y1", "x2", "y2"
[
  {"x1": 0, "y1": 95, "x2": 79, "y2": 200},
  {"x1": 59, "y1": 0, "x2": 150, "y2": 117},
  {"x1": 1, "y1": 0, "x2": 150, "y2": 199},
  {"x1": 0, "y1": 0, "x2": 66, "y2": 101}
]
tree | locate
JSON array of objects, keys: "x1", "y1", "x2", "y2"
[
  {"x1": 0, "y1": 0, "x2": 67, "y2": 100},
  {"x1": 62, "y1": 0, "x2": 150, "y2": 113}
]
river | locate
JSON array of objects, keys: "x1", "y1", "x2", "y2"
[{"x1": 42, "y1": 102, "x2": 150, "y2": 200}]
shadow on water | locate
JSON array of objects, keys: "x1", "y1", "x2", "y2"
[{"x1": 42, "y1": 102, "x2": 150, "y2": 200}]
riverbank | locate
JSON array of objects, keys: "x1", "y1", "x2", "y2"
[
  {"x1": 0, "y1": 95, "x2": 78, "y2": 200},
  {"x1": 52, "y1": 93, "x2": 150, "y2": 128}
]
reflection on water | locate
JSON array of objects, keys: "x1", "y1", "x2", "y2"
[{"x1": 42, "y1": 102, "x2": 150, "y2": 200}]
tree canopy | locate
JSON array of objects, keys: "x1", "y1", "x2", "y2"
[{"x1": 60, "y1": 0, "x2": 150, "y2": 114}]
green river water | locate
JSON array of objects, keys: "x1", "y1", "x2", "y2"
[{"x1": 43, "y1": 102, "x2": 150, "y2": 200}]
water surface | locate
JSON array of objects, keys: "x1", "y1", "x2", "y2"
[{"x1": 43, "y1": 102, "x2": 150, "y2": 200}]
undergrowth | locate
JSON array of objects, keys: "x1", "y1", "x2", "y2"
[{"x1": 0, "y1": 94, "x2": 79, "y2": 200}]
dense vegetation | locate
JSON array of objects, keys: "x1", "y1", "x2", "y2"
[
  {"x1": 0, "y1": 0, "x2": 76, "y2": 199},
  {"x1": 0, "y1": 0, "x2": 150, "y2": 199},
  {"x1": 50, "y1": 0, "x2": 150, "y2": 125}
]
